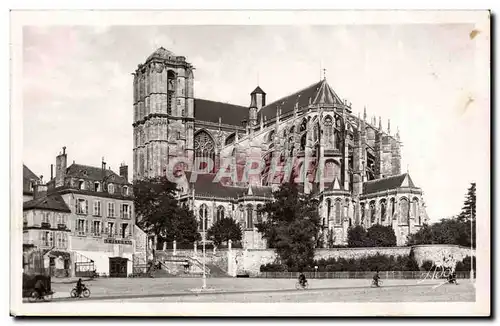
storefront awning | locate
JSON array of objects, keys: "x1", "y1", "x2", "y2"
[{"x1": 49, "y1": 250, "x2": 71, "y2": 259}]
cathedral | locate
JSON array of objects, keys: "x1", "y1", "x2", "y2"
[{"x1": 132, "y1": 47, "x2": 429, "y2": 248}]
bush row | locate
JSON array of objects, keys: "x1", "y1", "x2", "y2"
[{"x1": 261, "y1": 252, "x2": 420, "y2": 272}]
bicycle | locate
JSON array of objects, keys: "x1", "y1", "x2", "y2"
[
  {"x1": 295, "y1": 281, "x2": 309, "y2": 290},
  {"x1": 70, "y1": 286, "x2": 91, "y2": 298},
  {"x1": 371, "y1": 279, "x2": 383, "y2": 288},
  {"x1": 28, "y1": 290, "x2": 54, "y2": 303}
]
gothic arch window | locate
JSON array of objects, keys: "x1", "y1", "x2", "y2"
[
  {"x1": 216, "y1": 205, "x2": 225, "y2": 223},
  {"x1": 225, "y1": 133, "x2": 236, "y2": 146},
  {"x1": 167, "y1": 70, "x2": 176, "y2": 115},
  {"x1": 194, "y1": 130, "x2": 216, "y2": 164},
  {"x1": 199, "y1": 204, "x2": 208, "y2": 230},
  {"x1": 334, "y1": 116, "x2": 343, "y2": 150},
  {"x1": 300, "y1": 119, "x2": 307, "y2": 133},
  {"x1": 300, "y1": 134, "x2": 307, "y2": 151},
  {"x1": 324, "y1": 159, "x2": 341, "y2": 183},
  {"x1": 326, "y1": 199, "x2": 332, "y2": 223},
  {"x1": 360, "y1": 202, "x2": 365, "y2": 224},
  {"x1": 334, "y1": 199, "x2": 342, "y2": 225},
  {"x1": 267, "y1": 131, "x2": 275, "y2": 143},
  {"x1": 246, "y1": 204, "x2": 254, "y2": 229},
  {"x1": 390, "y1": 198, "x2": 396, "y2": 219},
  {"x1": 400, "y1": 197, "x2": 410, "y2": 225},
  {"x1": 412, "y1": 197, "x2": 420, "y2": 224},
  {"x1": 313, "y1": 123, "x2": 319, "y2": 143},
  {"x1": 324, "y1": 115, "x2": 333, "y2": 147},
  {"x1": 380, "y1": 199, "x2": 387, "y2": 222},
  {"x1": 256, "y1": 204, "x2": 263, "y2": 223},
  {"x1": 369, "y1": 201, "x2": 376, "y2": 224},
  {"x1": 353, "y1": 201, "x2": 358, "y2": 225}
]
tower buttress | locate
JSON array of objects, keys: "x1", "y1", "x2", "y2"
[{"x1": 132, "y1": 48, "x2": 194, "y2": 180}]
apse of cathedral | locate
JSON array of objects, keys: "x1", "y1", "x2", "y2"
[{"x1": 132, "y1": 47, "x2": 429, "y2": 248}]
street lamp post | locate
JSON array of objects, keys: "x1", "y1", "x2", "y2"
[
  {"x1": 202, "y1": 215, "x2": 207, "y2": 290},
  {"x1": 470, "y1": 206, "x2": 474, "y2": 284}
]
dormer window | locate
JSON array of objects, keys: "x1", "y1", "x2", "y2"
[
  {"x1": 78, "y1": 179, "x2": 85, "y2": 190},
  {"x1": 94, "y1": 182, "x2": 101, "y2": 192},
  {"x1": 108, "y1": 183, "x2": 115, "y2": 194},
  {"x1": 123, "y1": 186, "x2": 129, "y2": 196},
  {"x1": 29, "y1": 181, "x2": 34, "y2": 191}
]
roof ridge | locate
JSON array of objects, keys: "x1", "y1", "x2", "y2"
[
  {"x1": 263, "y1": 80, "x2": 323, "y2": 109},
  {"x1": 194, "y1": 97, "x2": 247, "y2": 109},
  {"x1": 363, "y1": 173, "x2": 407, "y2": 184}
]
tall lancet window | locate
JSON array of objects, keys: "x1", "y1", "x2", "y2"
[
  {"x1": 194, "y1": 131, "x2": 216, "y2": 168},
  {"x1": 199, "y1": 204, "x2": 208, "y2": 231},
  {"x1": 334, "y1": 116, "x2": 343, "y2": 150},
  {"x1": 167, "y1": 70, "x2": 176, "y2": 115},
  {"x1": 324, "y1": 116, "x2": 333, "y2": 148}
]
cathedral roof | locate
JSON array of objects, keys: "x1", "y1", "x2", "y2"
[
  {"x1": 362, "y1": 173, "x2": 417, "y2": 195},
  {"x1": 193, "y1": 79, "x2": 343, "y2": 127},
  {"x1": 23, "y1": 164, "x2": 40, "y2": 195},
  {"x1": 194, "y1": 98, "x2": 248, "y2": 126},
  {"x1": 65, "y1": 164, "x2": 129, "y2": 185},
  {"x1": 23, "y1": 194, "x2": 71, "y2": 213},
  {"x1": 146, "y1": 47, "x2": 176, "y2": 62},
  {"x1": 258, "y1": 79, "x2": 342, "y2": 121}
]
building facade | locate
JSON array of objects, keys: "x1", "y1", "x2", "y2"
[
  {"x1": 23, "y1": 192, "x2": 72, "y2": 276},
  {"x1": 26, "y1": 147, "x2": 138, "y2": 276},
  {"x1": 132, "y1": 47, "x2": 430, "y2": 248}
]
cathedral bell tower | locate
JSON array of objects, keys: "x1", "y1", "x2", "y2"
[
  {"x1": 132, "y1": 47, "x2": 195, "y2": 180},
  {"x1": 249, "y1": 86, "x2": 266, "y2": 126}
]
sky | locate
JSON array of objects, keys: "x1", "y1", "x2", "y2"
[{"x1": 22, "y1": 24, "x2": 488, "y2": 221}]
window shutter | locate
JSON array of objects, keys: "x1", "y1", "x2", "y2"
[
  {"x1": 90, "y1": 222, "x2": 94, "y2": 234},
  {"x1": 74, "y1": 199, "x2": 78, "y2": 214},
  {"x1": 101, "y1": 221, "x2": 105, "y2": 234},
  {"x1": 85, "y1": 200, "x2": 89, "y2": 215},
  {"x1": 85, "y1": 220, "x2": 89, "y2": 233},
  {"x1": 120, "y1": 204, "x2": 124, "y2": 218}
]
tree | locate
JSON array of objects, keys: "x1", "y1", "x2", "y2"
[
  {"x1": 407, "y1": 217, "x2": 474, "y2": 248},
  {"x1": 207, "y1": 217, "x2": 242, "y2": 247},
  {"x1": 256, "y1": 183, "x2": 321, "y2": 270},
  {"x1": 457, "y1": 182, "x2": 476, "y2": 222},
  {"x1": 347, "y1": 225, "x2": 368, "y2": 247},
  {"x1": 366, "y1": 224, "x2": 397, "y2": 247},
  {"x1": 133, "y1": 176, "x2": 201, "y2": 245}
]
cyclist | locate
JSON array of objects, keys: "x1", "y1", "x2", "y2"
[
  {"x1": 373, "y1": 270, "x2": 381, "y2": 287},
  {"x1": 76, "y1": 278, "x2": 85, "y2": 297},
  {"x1": 298, "y1": 272, "x2": 308, "y2": 288}
]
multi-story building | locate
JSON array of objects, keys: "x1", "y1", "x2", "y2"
[
  {"x1": 132, "y1": 47, "x2": 430, "y2": 248},
  {"x1": 23, "y1": 189, "x2": 72, "y2": 276},
  {"x1": 33, "y1": 147, "x2": 137, "y2": 277},
  {"x1": 23, "y1": 164, "x2": 41, "y2": 202}
]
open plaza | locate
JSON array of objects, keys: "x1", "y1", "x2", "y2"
[{"x1": 32, "y1": 277, "x2": 475, "y2": 303}]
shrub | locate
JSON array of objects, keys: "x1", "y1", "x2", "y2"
[{"x1": 421, "y1": 260, "x2": 434, "y2": 271}]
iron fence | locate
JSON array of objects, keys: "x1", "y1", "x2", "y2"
[{"x1": 256, "y1": 271, "x2": 475, "y2": 279}]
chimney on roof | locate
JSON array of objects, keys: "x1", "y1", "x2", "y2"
[
  {"x1": 50, "y1": 164, "x2": 53, "y2": 180},
  {"x1": 102, "y1": 158, "x2": 107, "y2": 181},
  {"x1": 120, "y1": 163, "x2": 129, "y2": 182},
  {"x1": 55, "y1": 146, "x2": 67, "y2": 188},
  {"x1": 33, "y1": 183, "x2": 47, "y2": 200}
]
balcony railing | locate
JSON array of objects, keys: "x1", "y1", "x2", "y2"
[
  {"x1": 57, "y1": 223, "x2": 67, "y2": 230},
  {"x1": 41, "y1": 222, "x2": 51, "y2": 229}
]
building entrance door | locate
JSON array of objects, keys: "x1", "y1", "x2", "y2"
[{"x1": 109, "y1": 257, "x2": 128, "y2": 278}]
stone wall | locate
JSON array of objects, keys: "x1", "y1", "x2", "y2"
[{"x1": 160, "y1": 245, "x2": 475, "y2": 276}]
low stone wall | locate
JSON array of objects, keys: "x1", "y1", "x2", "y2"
[
  {"x1": 411, "y1": 244, "x2": 475, "y2": 266},
  {"x1": 158, "y1": 245, "x2": 475, "y2": 276}
]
